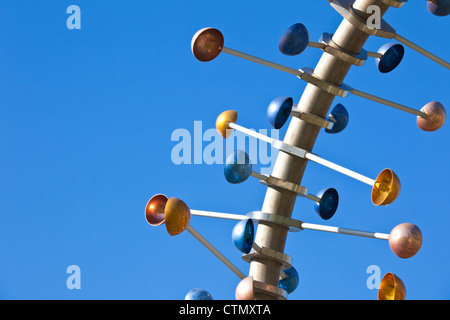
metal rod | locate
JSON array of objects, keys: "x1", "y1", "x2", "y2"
[
  {"x1": 222, "y1": 47, "x2": 303, "y2": 77},
  {"x1": 190, "y1": 210, "x2": 247, "y2": 221},
  {"x1": 228, "y1": 122, "x2": 274, "y2": 144},
  {"x1": 305, "y1": 193, "x2": 321, "y2": 203},
  {"x1": 189, "y1": 210, "x2": 390, "y2": 240},
  {"x1": 186, "y1": 225, "x2": 246, "y2": 280},
  {"x1": 250, "y1": 171, "x2": 269, "y2": 181},
  {"x1": 300, "y1": 222, "x2": 390, "y2": 240},
  {"x1": 308, "y1": 41, "x2": 326, "y2": 49},
  {"x1": 230, "y1": 121, "x2": 377, "y2": 186},
  {"x1": 350, "y1": 88, "x2": 428, "y2": 118},
  {"x1": 393, "y1": 33, "x2": 450, "y2": 70},
  {"x1": 305, "y1": 153, "x2": 376, "y2": 186},
  {"x1": 366, "y1": 51, "x2": 383, "y2": 59}
]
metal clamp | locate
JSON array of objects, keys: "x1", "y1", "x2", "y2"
[
  {"x1": 381, "y1": 0, "x2": 407, "y2": 8},
  {"x1": 253, "y1": 280, "x2": 288, "y2": 300},
  {"x1": 272, "y1": 139, "x2": 308, "y2": 159},
  {"x1": 319, "y1": 32, "x2": 368, "y2": 66},
  {"x1": 290, "y1": 108, "x2": 335, "y2": 129},
  {"x1": 330, "y1": 0, "x2": 396, "y2": 39},
  {"x1": 247, "y1": 211, "x2": 303, "y2": 232},
  {"x1": 298, "y1": 67, "x2": 350, "y2": 97},
  {"x1": 253, "y1": 173, "x2": 309, "y2": 198},
  {"x1": 242, "y1": 243, "x2": 292, "y2": 270}
]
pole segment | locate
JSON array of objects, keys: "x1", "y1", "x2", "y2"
[{"x1": 249, "y1": 0, "x2": 390, "y2": 299}]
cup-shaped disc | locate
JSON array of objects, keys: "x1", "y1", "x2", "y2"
[
  {"x1": 427, "y1": 0, "x2": 450, "y2": 16},
  {"x1": 235, "y1": 276, "x2": 255, "y2": 300},
  {"x1": 372, "y1": 169, "x2": 401, "y2": 206},
  {"x1": 314, "y1": 188, "x2": 339, "y2": 220},
  {"x1": 224, "y1": 150, "x2": 253, "y2": 184},
  {"x1": 279, "y1": 266, "x2": 299, "y2": 294},
  {"x1": 278, "y1": 23, "x2": 309, "y2": 56},
  {"x1": 325, "y1": 103, "x2": 349, "y2": 134},
  {"x1": 267, "y1": 97, "x2": 293, "y2": 129},
  {"x1": 145, "y1": 194, "x2": 168, "y2": 226},
  {"x1": 232, "y1": 218, "x2": 255, "y2": 254},
  {"x1": 191, "y1": 27, "x2": 224, "y2": 62},
  {"x1": 378, "y1": 273, "x2": 406, "y2": 300},
  {"x1": 185, "y1": 288, "x2": 213, "y2": 300},
  {"x1": 389, "y1": 223, "x2": 423, "y2": 259},
  {"x1": 417, "y1": 101, "x2": 446, "y2": 131},
  {"x1": 216, "y1": 110, "x2": 237, "y2": 139},
  {"x1": 376, "y1": 43, "x2": 405, "y2": 73},
  {"x1": 164, "y1": 197, "x2": 191, "y2": 236}
]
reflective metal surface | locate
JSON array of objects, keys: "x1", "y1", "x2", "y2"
[
  {"x1": 378, "y1": 272, "x2": 406, "y2": 300},
  {"x1": 372, "y1": 169, "x2": 401, "y2": 206},
  {"x1": 325, "y1": 103, "x2": 349, "y2": 134},
  {"x1": 145, "y1": 194, "x2": 168, "y2": 226},
  {"x1": 389, "y1": 223, "x2": 423, "y2": 259},
  {"x1": 216, "y1": 110, "x2": 237, "y2": 138},
  {"x1": 417, "y1": 101, "x2": 446, "y2": 131},
  {"x1": 164, "y1": 197, "x2": 191, "y2": 236},
  {"x1": 191, "y1": 27, "x2": 224, "y2": 62},
  {"x1": 242, "y1": 243, "x2": 292, "y2": 270},
  {"x1": 235, "y1": 276, "x2": 255, "y2": 300},
  {"x1": 376, "y1": 43, "x2": 405, "y2": 73},
  {"x1": 232, "y1": 219, "x2": 255, "y2": 254},
  {"x1": 314, "y1": 188, "x2": 339, "y2": 220},
  {"x1": 185, "y1": 288, "x2": 214, "y2": 300},
  {"x1": 267, "y1": 97, "x2": 293, "y2": 129},
  {"x1": 427, "y1": 0, "x2": 450, "y2": 16},
  {"x1": 278, "y1": 266, "x2": 299, "y2": 294},
  {"x1": 278, "y1": 23, "x2": 309, "y2": 56},
  {"x1": 224, "y1": 150, "x2": 253, "y2": 184}
]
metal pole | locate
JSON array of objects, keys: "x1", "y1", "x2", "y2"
[{"x1": 248, "y1": 0, "x2": 390, "y2": 299}]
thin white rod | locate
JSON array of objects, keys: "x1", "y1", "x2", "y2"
[
  {"x1": 394, "y1": 33, "x2": 450, "y2": 70},
  {"x1": 231, "y1": 122, "x2": 376, "y2": 186},
  {"x1": 229, "y1": 122, "x2": 274, "y2": 144},
  {"x1": 305, "y1": 153, "x2": 376, "y2": 186},
  {"x1": 190, "y1": 210, "x2": 247, "y2": 221},
  {"x1": 350, "y1": 88, "x2": 427, "y2": 118},
  {"x1": 300, "y1": 222, "x2": 390, "y2": 240},
  {"x1": 222, "y1": 47, "x2": 303, "y2": 77},
  {"x1": 186, "y1": 225, "x2": 246, "y2": 280}
]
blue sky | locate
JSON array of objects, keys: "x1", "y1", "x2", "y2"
[{"x1": 0, "y1": 1, "x2": 448, "y2": 300}]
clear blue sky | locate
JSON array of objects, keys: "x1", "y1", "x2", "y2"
[{"x1": 0, "y1": 1, "x2": 448, "y2": 300}]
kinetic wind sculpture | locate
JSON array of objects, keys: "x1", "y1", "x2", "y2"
[{"x1": 146, "y1": 0, "x2": 448, "y2": 300}]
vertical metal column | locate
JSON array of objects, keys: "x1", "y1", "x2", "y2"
[{"x1": 249, "y1": 0, "x2": 390, "y2": 299}]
